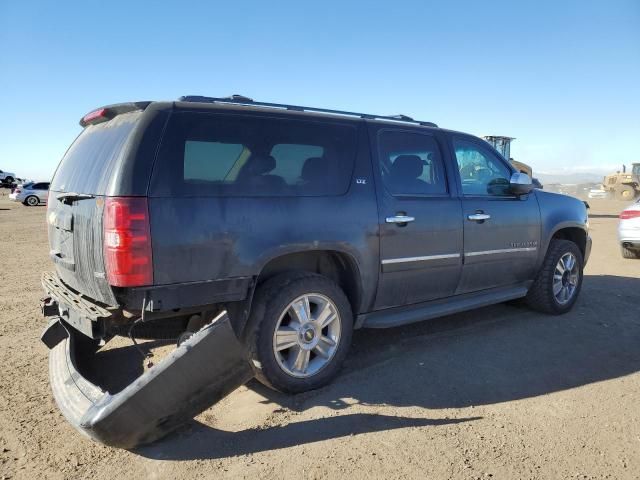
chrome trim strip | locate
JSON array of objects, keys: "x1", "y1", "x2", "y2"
[
  {"x1": 465, "y1": 247, "x2": 537, "y2": 257},
  {"x1": 381, "y1": 253, "x2": 461, "y2": 265}
]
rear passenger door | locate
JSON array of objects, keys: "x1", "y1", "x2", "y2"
[
  {"x1": 371, "y1": 126, "x2": 463, "y2": 309},
  {"x1": 147, "y1": 111, "x2": 379, "y2": 294},
  {"x1": 451, "y1": 136, "x2": 541, "y2": 293}
]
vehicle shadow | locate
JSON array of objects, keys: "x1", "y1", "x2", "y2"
[
  {"x1": 138, "y1": 413, "x2": 479, "y2": 460},
  {"x1": 249, "y1": 274, "x2": 640, "y2": 411},
  {"x1": 82, "y1": 339, "x2": 173, "y2": 393},
  {"x1": 136, "y1": 274, "x2": 638, "y2": 460}
]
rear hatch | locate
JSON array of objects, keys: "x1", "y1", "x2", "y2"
[{"x1": 48, "y1": 109, "x2": 145, "y2": 306}]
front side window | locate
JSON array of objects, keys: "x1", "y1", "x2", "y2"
[
  {"x1": 152, "y1": 113, "x2": 356, "y2": 197},
  {"x1": 454, "y1": 138, "x2": 512, "y2": 196},
  {"x1": 377, "y1": 130, "x2": 447, "y2": 196}
]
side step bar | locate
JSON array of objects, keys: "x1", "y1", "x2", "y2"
[
  {"x1": 43, "y1": 312, "x2": 254, "y2": 449},
  {"x1": 357, "y1": 285, "x2": 529, "y2": 329}
]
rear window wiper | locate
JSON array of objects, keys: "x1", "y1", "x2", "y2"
[{"x1": 56, "y1": 192, "x2": 95, "y2": 204}]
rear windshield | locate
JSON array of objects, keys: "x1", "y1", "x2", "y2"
[
  {"x1": 150, "y1": 112, "x2": 357, "y2": 197},
  {"x1": 50, "y1": 111, "x2": 141, "y2": 194}
]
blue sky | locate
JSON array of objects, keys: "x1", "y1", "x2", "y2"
[{"x1": 1, "y1": 0, "x2": 638, "y2": 180}]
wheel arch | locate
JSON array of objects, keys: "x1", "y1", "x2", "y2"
[
  {"x1": 550, "y1": 226, "x2": 587, "y2": 258},
  {"x1": 255, "y1": 249, "x2": 363, "y2": 317},
  {"x1": 227, "y1": 248, "x2": 364, "y2": 340}
]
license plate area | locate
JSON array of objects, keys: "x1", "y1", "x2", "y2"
[
  {"x1": 42, "y1": 272, "x2": 111, "y2": 338},
  {"x1": 48, "y1": 207, "x2": 76, "y2": 269}
]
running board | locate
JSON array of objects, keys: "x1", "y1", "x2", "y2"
[{"x1": 357, "y1": 285, "x2": 529, "y2": 329}]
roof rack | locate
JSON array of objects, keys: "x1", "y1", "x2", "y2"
[{"x1": 178, "y1": 95, "x2": 438, "y2": 128}]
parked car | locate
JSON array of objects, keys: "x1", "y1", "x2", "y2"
[
  {"x1": 9, "y1": 182, "x2": 50, "y2": 206},
  {"x1": 0, "y1": 169, "x2": 16, "y2": 186},
  {"x1": 588, "y1": 186, "x2": 608, "y2": 199},
  {"x1": 40, "y1": 96, "x2": 591, "y2": 448},
  {"x1": 619, "y1": 199, "x2": 640, "y2": 258}
]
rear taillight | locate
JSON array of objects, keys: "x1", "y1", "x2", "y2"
[
  {"x1": 103, "y1": 197, "x2": 153, "y2": 287},
  {"x1": 14, "y1": 188, "x2": 21, "y2": 193},
  {"x1": 620, "y1": 210, "x2": 640, "y2": 220}
]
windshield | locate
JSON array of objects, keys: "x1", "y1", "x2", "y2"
[
  {"x1": 50, "y1": 112, "x2": 141, "y2": 194},
  {"x1": 633, "y1": 164, "x2": 640, "y2": 176}
]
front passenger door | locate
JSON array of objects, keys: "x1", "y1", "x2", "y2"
[{"x1": 453, "y1": 136, "x2": 540, "y2": 294}]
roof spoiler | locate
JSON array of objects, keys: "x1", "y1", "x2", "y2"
[{"x1": 79, "y1": 101, "x2": 151, "y2": 127}]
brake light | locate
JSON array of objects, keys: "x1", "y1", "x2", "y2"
[
  {"x1": 620, "y1": 210, "x2": 640, "y2": 220},
  {"x1": 80, "y1": 108, "x2": 111, "y2": 127},
  {"x1": 103, "y1": 197, "x2": 153, "y2": 287},
  {"x1": 15, "y1": 188, "x2": 21, "y2": 193}
]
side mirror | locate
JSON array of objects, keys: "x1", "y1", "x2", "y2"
[{"x1": 509, "y1": 172, "x2": 534, "y2": 196}]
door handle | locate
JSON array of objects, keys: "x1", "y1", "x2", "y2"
[
  {"x1": 467, "y1": 213, "x2": 491, "y2": 222},
  {"x1": 386, "y1": 215, "x2": 415, "y2": 224}
]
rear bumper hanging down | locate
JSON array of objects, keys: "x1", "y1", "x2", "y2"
[{"x1": 42, "y1": 312, "x2": 254, "y2": 449}]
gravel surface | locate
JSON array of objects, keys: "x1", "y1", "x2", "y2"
[{"x1": 0, "y1": 192, "x2": 638, "y2": 480}]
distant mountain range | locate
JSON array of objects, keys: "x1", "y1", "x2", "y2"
[{"x1": 536, "y1": 172, "x2": 605, "y2": 185}]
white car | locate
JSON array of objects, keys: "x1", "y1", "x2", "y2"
[
  {"x1": 588, "y1": 188, "x2": 608, "y2": 199},
  {"x1": 8, "y1": 182, "x2": 50, "y2": 206},
  {"x1": 0, "y1": 169, "x2": 16, "y2": 185},
  {"x1": 619, "y1": 199, "x2": 640, "y2": 258}
]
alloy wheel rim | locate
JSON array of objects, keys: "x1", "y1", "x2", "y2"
[
  {"x1": 28, "y1": 197, "x2": 37, "y2": 205},
  {"x1": 272, "y1": 293, "x2": 341, "y2": 378},
  {"x1": 553, "y1": 252, "x2": 580, "y2": 305}
]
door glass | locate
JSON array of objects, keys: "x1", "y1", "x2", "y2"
[
  {"x1": 454, "y1": 138, "x2": 512, "y2": 196},
  {"x1": 378, "y1": 130, "x2": 447, "y2": 195}
]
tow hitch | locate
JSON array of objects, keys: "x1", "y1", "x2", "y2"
[{"x1": 42, "y1": 312, "x2": 254, "y2": 449}]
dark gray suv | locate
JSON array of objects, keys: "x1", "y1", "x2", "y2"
[{"x1": 41, "y1": 95, "x2": 591, "y2": 448}]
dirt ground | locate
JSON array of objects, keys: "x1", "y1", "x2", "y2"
[{"x1": 0, "y1": 192, "x2": 638, "y2": 480}]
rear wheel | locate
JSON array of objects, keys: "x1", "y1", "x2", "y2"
[
  {"x1": 244, "y1": 272, "x2": 353, "y2": 393},
  {"x1": 621, "y1": 245, "x2": 640, "y2": 259},
  {"x1": 25, "y1": 195, "x2": 39, "y2": 206},
  {"x1": 4, "y1": 176, "x2": 14, "y2": 185},
  {"x1": 525, "y1": 239, "x2": 584, "y2": 314}
]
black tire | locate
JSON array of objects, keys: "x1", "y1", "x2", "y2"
[
  {"x1": 525, "y1": 239, "x2": 584, "y2": 315},
  {"x1": 621, "y1": 246, "x2": 640, "y2": 259},
  {"x1": 616, "y1": 185, "x2": 635, "y2": 201},
  {"x1": 24, "y1": 195, "x2": 39, "y2": 206},
  {"x1": 4, "y1": 176, "x2": 14, "y2": 185},
  {"x1": 244, "y1": 272, "x2": 353, "y2": 393}
]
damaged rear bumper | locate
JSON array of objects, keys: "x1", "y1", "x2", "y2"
[{"x1": 42, "y1": 312, "x2": 254, "y2": 449}]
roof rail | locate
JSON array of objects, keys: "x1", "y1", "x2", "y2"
[{"x1": 178, "y1": 95, "x2": 438, "y2": 128}]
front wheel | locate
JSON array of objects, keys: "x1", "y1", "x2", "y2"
[
  {"x1": 244, "y1": 272, "x2": 353, "y2": 393},
  {"x1": 525, "y1": 239, "x2": 584, "y2": 314},
  {"x1": 616, "y1": 185, "x2": 635, "y2": 201}
]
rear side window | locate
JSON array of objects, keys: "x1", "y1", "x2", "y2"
[
  {"x1": 377, "y1": 130, "x2": 447, "y2": 195},
  {"x1": 150, "y1": 112, "x2": 357, "y2": 196},
  {"x1": 50, "y1": 112, "x2": 141, "y2": 194}
]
